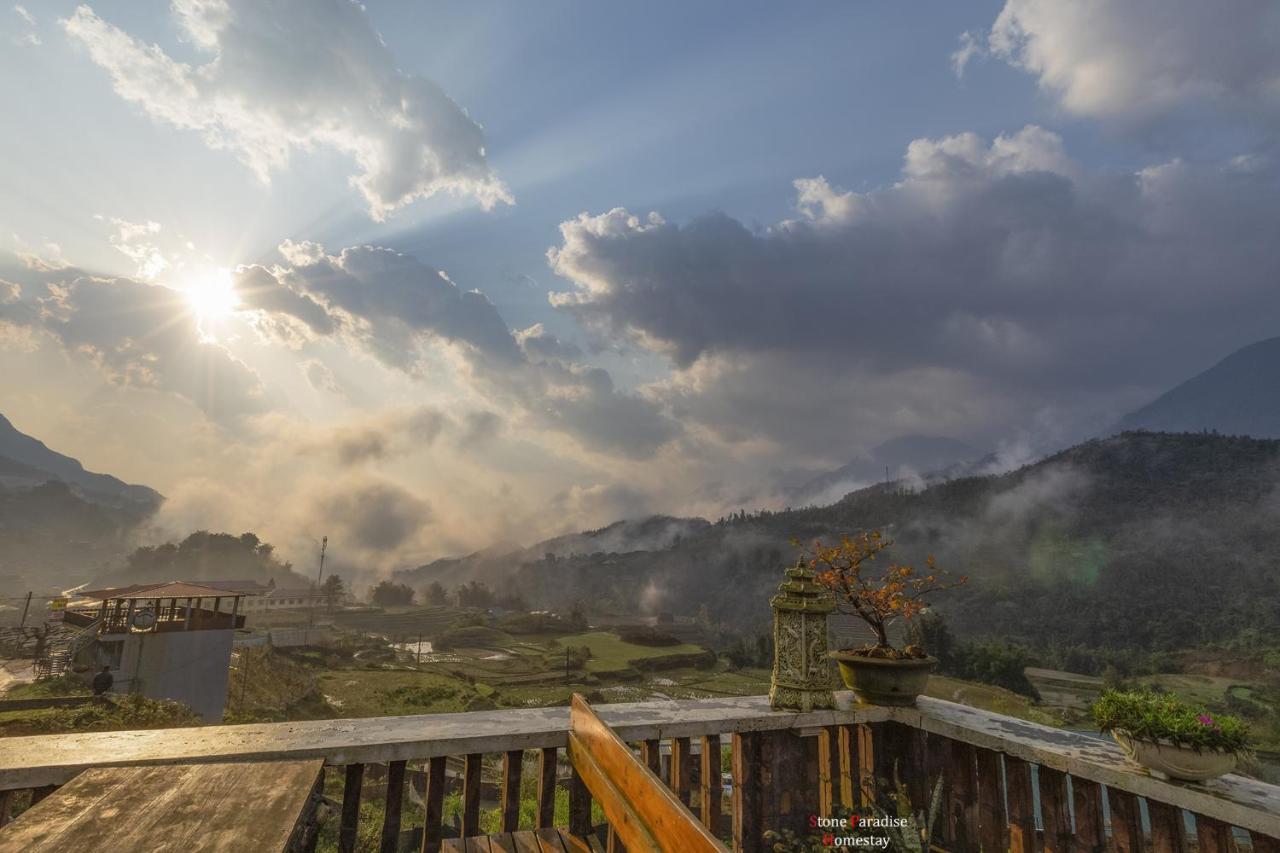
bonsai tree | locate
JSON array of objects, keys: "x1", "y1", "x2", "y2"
[
  {"x1": 1092, "y1": 689, "x2": 1251, "y2": 755},
  {"x1": 801, "y1": 530, "x2": 966, "y2": 659}
]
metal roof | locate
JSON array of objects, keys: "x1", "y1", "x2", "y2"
[{"x1": 78, "y1": 581, "x2": 251, "y2": 601}]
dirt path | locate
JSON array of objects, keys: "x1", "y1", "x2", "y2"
[{"x1": 0, "y1": 659, "x2": 34, "y2": 695}]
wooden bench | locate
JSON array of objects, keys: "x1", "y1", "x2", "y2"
[
  {"x1": 450, "y1": 694, "x2": 726, "y2": 853},
  {"x1": 0, "y1": 759, "x2": 324, "y2": 853}
]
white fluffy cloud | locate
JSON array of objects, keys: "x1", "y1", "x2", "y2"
[
  {"x1": 63, "y1": 0, "x2": 511, "y2": 220},
  {"x1": 986, "y1": 0, "x2": 1280, "y2": 125}
]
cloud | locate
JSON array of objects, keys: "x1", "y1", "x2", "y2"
[
  {"x1": 987, "y1": 0, "x2": 1280, "y2": 126},
  {"x1": 311, "y1": 477, "x2": 432, "y2": 552},
  {"x1": 63, "y1": 0, "x2": 511, "y2": 220},
  {"x1": 549, "y1": 126, "x2": 1280, "y2": 458},
  {"x1": 11, "y1": 266, "x2": 268, "y2": 421},
  {"x1": 237, "y1": 241, "x2": 679, "y2": 459}
]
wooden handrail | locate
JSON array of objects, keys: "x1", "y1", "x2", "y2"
[{"x1": 567, "y1": 694, "x2": 725, "y2": 852}]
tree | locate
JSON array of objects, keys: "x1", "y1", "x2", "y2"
[
  {"x1": 370, "y1": 581, "x2": 415, "y2": 608},
  {"x1": 455, "y1": 581, "x2": 495, "y2": 609},
  {"x1": 320, "y1": 574, "x2": 345, "y2": 611},
  {"x1": 423, "y1": 581, "x2": 448, "y2": 606}
]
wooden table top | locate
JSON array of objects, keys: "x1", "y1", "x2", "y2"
[{"x1": 0, "y1": 758, "x2": 323, "y2": 853}]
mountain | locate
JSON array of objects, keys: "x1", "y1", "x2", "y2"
[
  {"x1": 0, "y1": 413, "x2": 162, "y2": 509},
  {"x1": 791, "y1": 434, "x2": 985, "y2": 506},
  {"x1": 447, "y1": 432, "x2": 1280, "y2": 665},
  {"x1": 1116, "y1": 336, "x2": 1280, "y2": 438},
  {"x1": 394, "y1": 515, "x2": 711, "y2": 591}
]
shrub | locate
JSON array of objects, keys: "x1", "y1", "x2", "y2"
[
  {"x1": 617, "y1": 626, "x2": 681, "y2": 646},
  {"x1": 1092, "y1": 689, "x2": 1251, "y2": 754}
]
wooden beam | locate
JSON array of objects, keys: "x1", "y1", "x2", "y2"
[
  {"x1": 1004, "y1": 756, "x2": 1036, "y2": 853},
  {"x1": 1072, "y1": 777, "x2": 1106, "y2": 853},
  {"x1": 421, "y1": 756, "x2": 447, "y2": 853},
  {"x1": 380, "y1": 760, "x2": 406, "y2": 853},
  {"x1": 836, "y1": 724, "x2": 856, "y2": 809},
  {"x1": 1194, "y1": 816, "x2": 1235, "y2": 853},
  {"x1": 502, "y1": 750, "x2": 524, "y2": 833},
  {"x1": 974, "y1": 748, "x2": 1007, "y2": 853},
  {"x1": 537, "y1": 747, "x2": 558, "y2": 829},
  {"x1": 1038, "y1": 767, "x2": 1073, "y2": 853},
  {"x1": 944, "y1": 739, "x2": 978, "y2": 851},
  {"x1": 1148, "y1": 800, "x2": 1187, "y2": 853},
  {"x1": 1108, "y1": 788, "x2": 1145, "y2": 853},
  {"x1": 817, "y1": 726, "x2": 839, "y2": 816},
  {"x1": 568, "y1": 762, "x2": 591, "y2": 840},
  {"x1": 339, "y1": 763, "x2": 365, "y2": 853},
  {"x1": 671, "y1": 738, "x2": 692, "y2": 808},
  {"x1": 856, "y1": 724, "x2": 878, "y2": 807},
  {"x1": 1251, "y1": 833, "x2": 1280, "y2": 853},
  {"x1": 700, "y1": 734, "x2": 722, "y2": 835},
  {"x1": 731, "y1": 731, "x2": 763, "y2": 853},
  {"x1": 640, "y1": 740, "x2": 661, "y2": 775},
  {"x1": 462, "y1": 753, "x2": 483, "y2": 839}
]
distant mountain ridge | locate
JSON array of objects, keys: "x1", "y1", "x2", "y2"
[
  {"x1": 1116, "y1": 336, "x2": 1280, "y2": 438},
  {"x1": 791, "y1": 434, "x2": 985, "y2": 507},
  {"x1": 0, "y1": 413, "x2": 161, "y2": 509}
]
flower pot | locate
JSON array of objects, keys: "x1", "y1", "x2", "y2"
[
  {"x1": 1112, "y1": 731, "x2": 1239, "y2": 782},
  {"x1": 828, "y1": 651, "x2": 935, "y2": 706}
]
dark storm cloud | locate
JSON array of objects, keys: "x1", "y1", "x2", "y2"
[{"x1": 313, "y1": 478, "x2": 432, "y2": 551}]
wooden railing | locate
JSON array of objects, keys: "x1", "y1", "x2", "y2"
[{"x1": 0, "y1": 694, "x2": 1276, "y2": 852}]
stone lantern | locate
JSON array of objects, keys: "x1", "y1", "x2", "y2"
[{"x1": 769, "y1": 557, "x2": 836, "y2": 711}]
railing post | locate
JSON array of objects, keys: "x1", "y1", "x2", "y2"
[
  {"x1": 837, "y1": 724, "x2": 857, "y2": 809},
  {"x1": 1251, "y1": 833, "x2": 1280, "y2": 853},
  {"x1": 568, "y1": 761, "x2": 592, "y2": 839},
  {"x1": 1038, "y1": 767, "x2": 1073, "y2": 853},
  {"x1": 732, "y1": 731, "x2": 763, "y2": 853},
  {"x1": 758, "y1": 729, "x2": 815, "y2": 839},
  {"x1": 379, "y1": 760, "x2": 406, "y2": 853},
  {"x1": 501, "y1": 749, "x2": 523, "y2": 833},
  {"x1": 1072, "y1": 778, "x2": 1106, "y2": 853},
  {"x1": 975, "y1": 747, "x2": 1008, "y2": 853},
  {"x1": 1005, "y1": 756, "x2": 1037, "y2": 853},
  {"x1": 339, "y1": 763, "x2": 365, "y2": 853},
  {"x1": 856, "y1": 723, "x2": 879, "y2": 806},
  {"x1": 1148, "y1": 801, "x2": 1187, "y2": 853},
  {"x1": 701, "y1": 734, "x2": 723, "y2": 835},
  {"x1": 462, "y1": 753, "x2": 482, "y2": 839},
  {"x1": 943, "y1": 740, "x2": 978, "y2": 851},
  {"x1": 537, "y1": 747, "x2": 557, "y2": 829},
  {"x1": 1107, "y1": 789, "x2": 1145, "y2": 853},
  {"x1": 1194, "y1": 816, "x2": 1234, "y2": 853},
  {"x1": 671, "y1": 737, "x2": 693, "y2": 808},
  {"x1": 641, "y1": 739, "x2": 661, "y2": 775},
  {"x1": 420, "y1": 756, "x2": 446, "y2": 853},
  {"x1": 0, "y1": 789, "x2": 12, "y2": 828},
  {"x1": 818, "y1": 726, "x2": 840, "y2": 816}
]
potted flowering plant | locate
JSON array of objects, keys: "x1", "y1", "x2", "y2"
[
  {"x1": 1092, "y1": 688, "x2": 1251, "y2": 782},
  {"x1": 802, "y1": 531, "x2": 966, "y2": 706}
]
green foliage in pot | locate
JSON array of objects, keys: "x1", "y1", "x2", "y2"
[{"x1": 1092, "y1": 688, "x2": 1251, "y2": 754}]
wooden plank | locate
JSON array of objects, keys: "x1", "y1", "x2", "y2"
[
  {"x1": 1250, "y1": 833, "x2": 1280, "y2": 853},
  {"x1": 700, "y1": 734, "x2": 722, "y2": 834},
  {"x1": 836, "y1": 724, "x2": 856, "y2": 809},
  {"x1": 944, "y1": 739, "x2": 978, "y2": 851},
  {"x1": 568, "y1": 695, "x2": 723, "y2": 852},
  {"x1": 640, "y1": 740, "x2": 661, "y2": 775},
  {"x1": 1072, "y1": 777, "x2": 1107, "y2": 853},
  {"x1": 1148, "y1": 801, "x2": 1187, "y2": 853},
  {"x1": 671, "y1": 737, "x2": 692, "y2": 808},
  {"x1": 856, "y1": 723, "x2": 878, "y2": 806},
  {"x1": 0, "y1": 789, "x2": 13, "y2": 828},
  {"x1": 0, "y1": 759, "x2": 322, "y2": 853},
  {"x1": 463, "y1": 753, "x2": 483, "y2": 839},
  {"x1": 512, "y1": 831, "x2": 543, "y2": 853},
  {"x1": 557, "y1": 829, "x2": 592, "y2": 853},
  {"x1": 974, "y1": 747, "x2": 1007, "y2": 853},
  {"x1": 568, "y1": 762, "x2": 592, "y2": 840},
  {"x1": 758, "y1": 729, "x2": 813, "y2": 837},
  {"x1": 606, "y1": 825, "x2": 625, "y2": 853},
  {"x1": 732, "y1": 731, "x2": 763, "y2": 853},
  {"x1": 27, "y1": 785, "x2": 55, "y2": 806},
  {"x1": 442, "y1": 839, "x2": 467, "y2": 853},
  {"x1": 465, "y1": 837, "x2": 492, "y2": 853},
  {"x1": 1108, "y1": 788, "x2": 1145, "y2": 853},
  {"x1": 1005, "y1": 756, "x2": 1037, "y2": 853},
  {"x1": 340, "y1": 763, "x2": 365, "y2": 853},
  {"x1": 503, "y1": 750, "x2": 525, "y2": 832},
  {"x1": 490, "y1": 834, "x2": 520, "y2": 853},
  {"x1": 381, "y1": 760, "x2": 407, "y2": 853},
  {"x1": 538, "y1": 748, "x2": 558, "y2": 829},
  {"x1": 1194, "y1": 816, "x2": 1235, "y2": 853},
  {"x1": 422, "y1": 755, "x2": 448, "y2": 853},
  {"x1": 817, "y1": 727, "x2": 839, "y2": 816},
  {"x1": 535, "y1": 826, "x2": 568, "y2": 853},
  {"x1": 1039, "y1": 766, "x2": 1073, "y2": 853}
]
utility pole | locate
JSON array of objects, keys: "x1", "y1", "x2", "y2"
[
  {"x1": 308, "y1": 536, "x2": 328, "y2": 629},
  {"x1": 18, "y1": 592, "x2": 31, "y2": 628}
]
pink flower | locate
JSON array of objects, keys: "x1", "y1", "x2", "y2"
[{"x1": 1197, "y1": 714, "x2": 1218, "y2": 728}]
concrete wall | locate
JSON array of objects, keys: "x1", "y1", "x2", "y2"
[{"x1": 108, "y1": 629, "x2": 234, "y2": 722}]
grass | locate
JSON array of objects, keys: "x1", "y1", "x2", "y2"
[{"x1": 554, "y1": 631, "x2": 706, "y2": 674}]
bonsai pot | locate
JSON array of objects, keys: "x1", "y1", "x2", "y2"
[
  {"x1": 828, "y1": 651, "x2": 935, "y2": 706},
  {"x1": 1112, "y1": 731, "x2": 1239, "y2": 782}
]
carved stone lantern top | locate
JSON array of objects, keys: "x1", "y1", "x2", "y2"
[{"x1": 769, "y1": 559, "x2": 835, "y2": 614}]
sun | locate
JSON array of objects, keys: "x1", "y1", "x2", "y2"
[{"x1": 183, "y1": 269, "x2": 240, "y2": 329}]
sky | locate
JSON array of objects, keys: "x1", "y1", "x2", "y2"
[{"x1": 1, "y1": 0, "x2": 1279, "y2": 578}]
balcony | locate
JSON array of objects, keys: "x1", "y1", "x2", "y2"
[{"x1": 0, "y1": 693, "x2": 1276, "y2": 852}]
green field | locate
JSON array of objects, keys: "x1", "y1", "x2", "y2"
[{"x1": 554, "y1": 631, "x2": 707, "y2": 674}]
